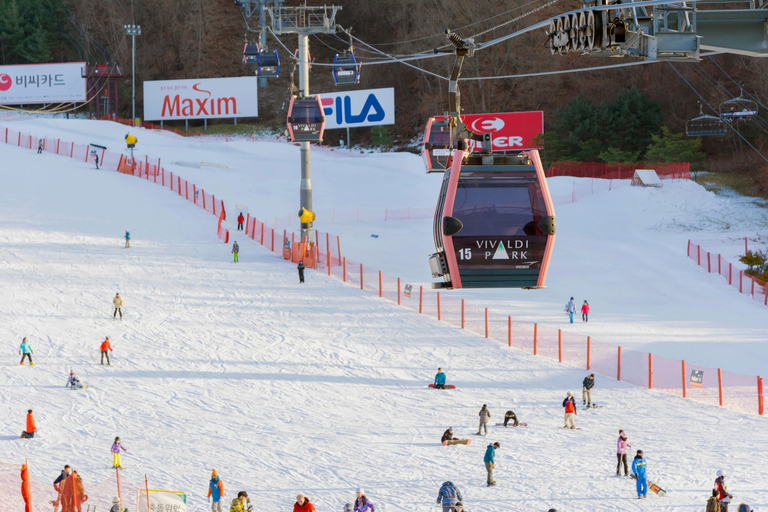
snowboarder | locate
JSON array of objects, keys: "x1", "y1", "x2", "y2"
[
  {"x1": 21, "y1": 409, "x2": 36, "y2": 438},
  {"x1": 100, "y1": 337, "x2": 113, "y2": 365},
  {"x1": 353, "y1": 489, "x2": 375, "y2": 512},
  {"x1": 124, "y1": 230, "x2": 130, "y2": 248},
  {"x1": 19, "y1": 337, "x2": 34, "y2": 365},
  {"x1": 110, "y1": 496, "x2": 127, "y2": 512},
  {"x1": 230, "y1": 491, "x2": 252, "y2": 512},
  {"x1": 714, "y1": 470, "x2": 733, "y2": 511},
  {"x1": 503, "y1": 410, "x2": 519, "y2": 427},
  {"x1": 484, "y1": 442, "x2": 500, "y2": 487},
  {"x1": 477, "y1": 404, "x2": 490, "y2": 435},
  {"x1": 562, "y1": 392, "x2": 577, "y2": 429},
  {"x1": 52, "y1": 465, "x2": 71, "y2": 511},
  {"x1": 95, "y1": 154, "x2": 100, "y2": 169},
  {"x1": 237, "y1": 212, "x2": 245, "y2": 231},
  {"x1": 297, "y1": 259, "x2": 305, "y2": 283},
  {"x1": 632, "y1": 449, "x2": 648, "y2": 499},
  {"x1": 582, "y1": 373, "x2": 595, "y2": 407},
  {"x1": 66, "y1": 370, "x2": 85, "y2": 389},
  {"x1": 436, "y1": 481, "x2": 462, "y2": 512},
  {"x1": 208, "y1": 469, "x2": 224, "y2": 512},
  {"x1": 113, "y1": 293, "x2": 123, "y2": 320},
  {"x1": 581, "y1": 300, "x2": 589, "y2": 322},
  {"x1": 616, "y1": 430, "x2": 630, "y2": 476},
  {"x1": 441, "y1": 427, "x2": 457, "y2": 444},
  {"x1": 38, "y1": 140, "x2": 43, "y2": 154},
  {"x1": 294, "y1": 494, "x2": 315, "y2": 512},
  {"x1": 433, "y1": 367, "x2": 447, "y2": 389},
  {"x1": 565, "y1": 297, "x2": 576, "y2": 323},
  {"x1": 232, "y1": 241, "x2": 239, "y2": 263},
  {"x1": 111, "y1": 437, "x2": 127, "y2": 468}
]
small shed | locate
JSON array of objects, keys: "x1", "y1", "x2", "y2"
[{"x1": 631, "y1": 169, "x2": 663, "y2": 187}]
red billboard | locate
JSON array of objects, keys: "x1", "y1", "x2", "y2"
[{"x1": 435, "y1": 111, "x2": 543, "y2": 151}]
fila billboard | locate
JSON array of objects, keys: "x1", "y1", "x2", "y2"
[
  {"x1": 143, "y1": 77, "x2": 258, "y2": 121},
  {"x1": 318, "y1": 88, "x2": 395, "y2": 129},
  {"x1": 0, "y1": 62, "x2": 86, "y2": 105},
  {"x1": 435, "y1": 111, "x2": 544, "y2": 151}
]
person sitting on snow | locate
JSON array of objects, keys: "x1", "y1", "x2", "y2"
[
  {"x1": 434, "y1": 367, "x2": 447, "y2": 389},
  {"x1": 66, "y1": 370, "x2": 83, "y2": 389}
]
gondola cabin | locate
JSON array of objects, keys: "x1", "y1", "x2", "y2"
[
  {"x1": 428, "y1": 148, "x2": 556, "y2": 289},
  {"x1": 257, "y1": 49, "x2": 280, "y2": 78},
  {"x1": 332, "y1": 53, "x2": 360, "y2": 85},
  {"x1": 243, "y1": 44, "x2": 259, "y2": 65},
  {"x1": 287, "y1": 96, "x2": 325, "y2": 142},
  {"x1": 422, "y1": 117, "x2": 452, "y2": 172}
]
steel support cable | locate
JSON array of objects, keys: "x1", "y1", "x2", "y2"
[
  {"x1": 667, "y1": 62, "x2": 768, "y2": 164},
  {"x1": 707, "y1": 56, "x2": 768, "y2": 112}
]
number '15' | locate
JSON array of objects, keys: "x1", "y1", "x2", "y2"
[{"x1": 459, "y1": 248, "x2": 471, "y2": 260}]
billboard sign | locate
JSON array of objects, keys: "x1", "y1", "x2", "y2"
[
  {"x1": 143, "y1": 77, "x2": 258, "y2": 121},
  {"x1": 435, "y1": 111, "x2": 544, "y2": 151},
  {"x1": 318, "y1": 88, "x2": 395, "y2": 129},
  {"x1": 0, "y1": 62, "x2": 86, "y2": 105}
]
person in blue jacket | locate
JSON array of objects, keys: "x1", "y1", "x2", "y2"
[
  {"x1": 436, "y1": 481, "x2": 462, "y2": 512},
  {"x1": 565, "y1": 297, "x2": 576, "y2": 323},
  {"x1": 484, "y1": 442, "x2": 500, "y2": 487},
  {"x1": 631, "y1": 449, "x2": 648, "y2": 499},
  {"x1": 433, "y1": 367, "x2": 447, "y2": 389},
  {"x1": 19, "y1": 337, "x2": 33, "y2": 365},
  {"x1": 208, "y1": 469, "x2": 224, "y2": 512}
]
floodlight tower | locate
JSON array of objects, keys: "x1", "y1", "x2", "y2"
[{"x1": 124, "y1": 24, "x2": 141, "y2": 124}]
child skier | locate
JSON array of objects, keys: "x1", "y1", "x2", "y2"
[
  {"x1": 562, "y1": 392, "x2": 577, "y2": 428},
  {"x1": 111, "y1": 437, "x2": 127, "y2": 468},
  {"x1": 232, "y1": 241, "x2": 239, "y2": 263},
  {"x1": 66, "y1": 370, "x2": 85, "y2": 389},
  {"x1": 110, "y1": 496, "x2": 127, "y2": 512},
  {"x1": 100, "y1": 337, "x2": 113, "y2": 365},
  {"x1": 632, "y1": 450, "x2": 648, "y2": 499},
  {"x1": 19, "y1": 337, "x2": 34, "y2": 365},
  {"x1": 297, "y1": 260, "x2": 305, "y2": 283},
  {"x1": 353, "y1": 489, "x2": 375, "y2": 512},
  {"x1": 616, "y1": 430, "x2": 630, "y2": 476},
  {"x1": 208, "y1": 469, "x2": 224, "y2": 512},
  {"x1": 714, "y1": 470, "x2": 733, "y2": 511},
  {"x1": 581, "y1": 300, "x2": 589, "y2": 322}
]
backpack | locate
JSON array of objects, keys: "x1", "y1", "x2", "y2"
[{"x1": 706, "y1": 496, "x2": 721, "y2": 512}]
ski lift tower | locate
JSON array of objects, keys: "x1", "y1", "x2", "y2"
[
  {"x1": 239, "y1": 0, "x2": 284, "y2": 89},
  {"x1": 266, "y1": 4, "x2": 341, "y2": 241}
]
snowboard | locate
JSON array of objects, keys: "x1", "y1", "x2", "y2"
[
  {"x1": 584, "y1": 404, "x2": 600, "y2": 410},
  {"x1": 495, "y1": 422, "x2": 528, "y2": 427},
  {"x1": 428, "y1": 384, "x2": 456, "y2": 389},
  {"x1": 561, "y1": 426, "x2": 581, "y2": 430},
  {"x1": 70, "y1": 385, "x2": 88, "y2": 390},
  {"x1": 648, "y1": 481, "x2": 666, "y2": 497},
  {"x1": 443, "y1": 439, "x2": 471, "y2": 446}
]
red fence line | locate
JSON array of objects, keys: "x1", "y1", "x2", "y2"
[
  {"x1": 547, "y1": 161, "x2": 691, "y2": 180},
  {"x1": 687, "y1": 240, "x2": 768, "y2": 306}
]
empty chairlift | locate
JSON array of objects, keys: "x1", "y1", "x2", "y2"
[
  {"x1": 422, "y1": 117, "x2": 452, "y2": 172},
  {"x1": 332, "y1": 53, "x2": 360, "y2": 85},
  {"x1": 243, "y1": 44, "x2": 259, "y2": 65},
  {"x1": 257, "y1": 49, "x2": 280, "y2": 78},
  {"x1": 686, "y1": 104, "x2": 727, "y2": 137},
  {"x1": 287, "y1": 96, "x2": 325, "y2": 142}
]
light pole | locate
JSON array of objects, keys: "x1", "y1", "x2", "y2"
[{"x1": 124, "y1": 24, "x2": 141, "y2": 125}]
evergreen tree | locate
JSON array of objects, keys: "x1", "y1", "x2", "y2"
[
  {"x1": 0, "y1": 0, "x2": 70, "y2": 64},
  {"x1": 370, "y1": 125, "x2": 393, "y2": 147},
  {"x1": 644, "y1": 126, "x2": 706, "y2": 169}
]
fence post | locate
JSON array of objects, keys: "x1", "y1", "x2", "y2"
[
  {"x1": 587, "y1": 337, "x2": 591, "y2": 370},
  {"x1": 707, "y1": 252, "x2": 711, "y2": 273},
  {"x1": 360, "y1": 264, "x2": 364, "y2": 290},
  {"x1": 751, "y1": 276, "x2": 755, "y2": 297},
  {"x1": 558, "y1": 329, "x2": 562, "y2": 362},
  {"x1": 617, "y1": 346, "x2": 622, "y2": 381},
  {"x1": 378, "y1": 271, "x2": 382, "y2": 298},
  {"x1": 343, "y1": 257, "x2": 347, "y2": 282},
  {"x1": 697, "y1": 245, "x2": 701, "y2": 265},
  {"x1": 533, "y1": 324, "x2": 538, "y2": 355},
  {"x1": 437, "y1": 292, "x2": 441, "y2": 321},
  {"x1": 271, "y1": 229, "x2": 274, "y2": 252},
  {"x1": 397, "y1": 278, "x2": 401, "y2": 305},
  {"x1": 739, "y1": 270, "x2": 743, "y2": 293},
  {"x1": 682, "y1": 360, "x2": 687, "y2": 398},
  {"x1": 508, "y1": 316, "x2": 512, "y2": 347},
  {"x1": 729, "y1": 263, "x2": 732, "y2": 285},
  {"x1": 648, "y1": 353, "x2": 653, "y2": 389},
  {"x1": 765, "y1": 283, "x2": 768, "y2": 305},
  {"x1": 213, "y1": 195, "x2": 216, "y2": 216},
  {"x1": 718, "y1": 368, "x2": 723, "y2": 407},
  {"x1": 758, "y1": 376, "x2": 764, "y2": 416},
  {"x1": 745, "y1": 236, "x2": 748, "y2": 254},
  {"x1": 419, "y1": 286, "x2": 423, "y2": 314},
  {"x1": 328, "y1": 251, "x2": 332, "y2": 276},
  {"x1": 461, "y1": 300, "x2": 465, "y2": 329},
  {"x1": 484, "y1": 308, "x2": 488, "y2": 338},
  {"x1": 718, "y1": 254, "x2": 721, "y2": 275},
  {"x1": 687, "y1": 239, "x2": 691, "y2": 257}
]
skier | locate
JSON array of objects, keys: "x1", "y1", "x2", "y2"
[
  {"x1": 230, "y1": 491, "x2": 252, "y2": 512},
  {"x1": 232, "y1": 241, "x2": 239, "y2": 263},
  {"x1": 714, "y1": 470, "x2": 733, "y2": 511},
  {"x1": 565, "y1": 297, "x2": 576, "y2": 323},
  {"x1": 582, "y1": 373, "x2": 595, "y2": 407},
  {"x1": 237, "y1": 212, "x2": 245, "y2": 231},
  {"x1": 297, "y1": 259, "x2": 305, "y2": 283},
  {"x1": 503, "y1": 410, "x2": 519, "y2": 427},
  {"x1": 110, "y1": 496, "x2": 127, "y2": 512},
  {"x1": 66, "y1": 370, "x2": 85, "y2": 389},
  {"x1": 353, "y1": 489, "x2": 375, "y2": 512},
  {"x1": 19, "y1": 337, "x2": 34, "y2": 365},
  {"x1": 124, "y1": 230, "x2": 130, "y2": 248},
  {"x1": 616, "y1": 430, "x2": 630, "y2": 476},
  {"x1": 484, "y1": 442, "x2": 500, "y2": 487},
  {"x1": 581, "y1": 300, "x2": 589, "y2": 322},
  {"x1": 208, "y1": 469, "x2": 224, "y2": 512},
  {"x1": 477, "y1": 404, "x2": 490, "y2": 435},
  {"x1": 433, "y1": 367, "x2": 447, "y2": 389},
  {"x1": 111, "y1": 437, "x2": 127, "y2": 468},
  {"x1": 61, "y1": 470, "x2": 87, "y2": 512},
  {"x1": 631, "y1": 449, "x2": 648, "y2": 499},
  {"x1": 38, "y1": 140, "x2": 43, "y2": 154},
  {"x1": 113, "y1": 293, "x2": 123, "y2": 320},
  {"x1": 436, "y1": 481, "x2": 462, "y2": 512},
  {"x1": 21, "y1": 409, "x2": 36, "y2": 438},
  {"x1": 562, "y1": 392, "x2": 577, "y2": 429},
  {"x1": 95, "y1": 154, "x2": 100, "y2": 170},
  {"x1": 294, "y1": 494, "x2": 315, "y2": 512},
  {"x1": 100, "y1": 337, "x2": 113, "y2": 365}
]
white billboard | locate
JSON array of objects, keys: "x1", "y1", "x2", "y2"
[
  {"x1": 143, "y1": 77, "x2": 258, "y2": 121},
  {"x1": 318, "y1": 87, "x2": 395, "y2": 129},
  {"x1": 0, "y1": 62, "x2": 86, "y2": 105}
]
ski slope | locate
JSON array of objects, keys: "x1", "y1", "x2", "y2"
[{"x1": 0, "y1": 117, "x2": 767, "y2": 512}]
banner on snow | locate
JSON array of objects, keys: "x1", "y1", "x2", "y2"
[
  {"x1": 0, "y1": 62, "x2": 86, "y2": 105},
  {"x1": 143, "y1": 77, "x2": 259, "y2": 121},
  {"x1": 434, "y1": 111, "x2": 544, "y2": 151},
  {"x1": 137, "y1": 489, "x2": 187, "y2": 512},
  {"x1": 318, "y1": 88, "x2": 395, "y2": 129}
]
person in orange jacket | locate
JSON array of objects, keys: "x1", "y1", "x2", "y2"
[
  {"x1": 294, "y1": 494, "x2": 315, "y2": 512},
  {"x1": 562, "y1": 392, "x2": 578, "y2": 429},
  {"x1": 21, "y1": 409, "x2": 36, "y2": 438},
  {"x1": 208, "y1": 469, "x2": 224, "y2": 512},
  {"x1": 100, "y1": 337, "x2": 113, "y2": 365}
]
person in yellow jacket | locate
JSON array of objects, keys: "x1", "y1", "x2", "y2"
[
  {"x1": 230, "y1": 491, "x2": 252, "y2": 512},
  {"x1": 113, "y1": 293, "x2": 123, "y2": 320}
]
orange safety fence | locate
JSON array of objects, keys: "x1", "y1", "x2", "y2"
[
  {"x1": 687, "y1": 240, "x2": 768, "y2": 307},
  {"x1": 547, "y1": 161, "x2": 691, "y2": 180}
]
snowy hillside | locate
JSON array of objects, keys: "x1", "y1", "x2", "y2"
[{"x1": 0, "y1": 117, "x2": 766, "y2": 512}]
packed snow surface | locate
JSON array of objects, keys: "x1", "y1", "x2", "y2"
[{"x1": 1, "y1": 117, "x2": 767, "y2": 512}]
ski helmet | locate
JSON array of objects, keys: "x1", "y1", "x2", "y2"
[
  {"x1": 716, "y1": 470, "x2": 724, "y2": 477},
  {"x1": 356, "y1": 488, "x2": 364, "y2": 495}
]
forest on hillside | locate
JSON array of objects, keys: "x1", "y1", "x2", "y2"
[{"x1": 3, "y1": 0, "x2": 768, "y2": 190}]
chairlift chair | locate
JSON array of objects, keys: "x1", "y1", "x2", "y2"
[
  {"x1": 720, "y1": 86, "x2": 757, "y2": 120},
  {"x1": 286, "y1": 95, "x2": 325, "y2": 142},
  {"x1": 422, "y1": 117, "x2": 452, "y2": 172},
  {"x1": 243, "y1": 44, "x2": 259, "y2": 65},
  {"x1": 686, "y1": 104, "x2": 728, "y2": 136},
  {"x1": 257, "y1": 49, "x2": 280, "y2": 78},
  {"x1": 332, "y1": 53, "x2": 360, "y2": 85}
]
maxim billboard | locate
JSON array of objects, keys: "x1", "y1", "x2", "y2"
[
  {"x1": 0, "y1": 62, "x2": 86, "y2": 105},
  {"x1": 143, "y1": 77, "x2": 258, "y2": 121}
]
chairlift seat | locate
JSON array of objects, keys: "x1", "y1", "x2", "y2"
[{"x1": 686, "y1": 114, "x2": 727, "y2": 137}]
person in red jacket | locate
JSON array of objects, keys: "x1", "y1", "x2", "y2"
[
  {"x1": 294, "y1": 494, "x2": 315, "y2": 512},
  {"x1": 562, "y1": 392, "x2": 577, "y2": 429},
  {"x1": 714, "y1": 470, "x2": 733, "y2": 511},
  {"x1": 237, "y1": 212, "x2": 245, "y2": 231},
  {"x1": 21, "y1": 409, "x2": 36, "y2": 438},
  {"x1": 581, "y1": 300, "x2": 589, "y2": 322},
  {"x1": 100, "y1": 337, "x2": 113, "y2": 365}
]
